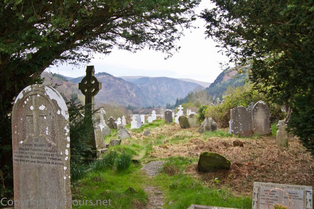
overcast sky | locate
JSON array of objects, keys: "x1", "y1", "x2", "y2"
[{"x1": 46, "y1": 0, "x2": 230, "y2": 83}]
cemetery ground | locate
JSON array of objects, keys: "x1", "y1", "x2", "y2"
[{"x1": 71, "y1": 120, "x2": 314, "y2": 209}]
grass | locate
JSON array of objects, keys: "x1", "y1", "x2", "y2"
[
  {"x1": 71, "y1": 119, "x2": 256, "y2": 208},
  {"x1": 153, "y1": 156, "x2": 252, "y2": 209}
]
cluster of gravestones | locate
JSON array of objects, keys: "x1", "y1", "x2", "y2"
[
  {"x1": 229, "y1": 101, "x2": 289, "y2": 147},
  {"x1": 94, "y1": 108, "x2": 131, "y2": 157},
  {"x1": 166, "y1": 105, "x2": 218, "y2": 133},
  {"x1": 10, "y1": 65, "x2": 311, "y2": 209},
  {"x1": 229, "y1": 101, "x2": 271, "y2": 137}
]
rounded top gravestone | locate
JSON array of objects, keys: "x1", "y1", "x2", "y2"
[{"x1": 12, "y1": 84, "x2": 72, "y2": 209}]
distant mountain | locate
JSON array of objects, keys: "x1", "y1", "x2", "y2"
[
  {"x1": 41, "y1": 72, "x2": 203, "y2": 107},
  {"x1": 205, "y1": 67, "x2": 248, "y2": 99},
  {"x1": 177, "y1": 78, "x2": 211, "y2": 88},
  {"x1": 121, "y1": 76, "x2": 211, "y2": 88}
]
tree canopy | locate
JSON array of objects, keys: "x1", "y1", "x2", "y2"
[
  {"x1": 201, "y1": 0, "x2": 314, "y2": 153},
  {"x1": 0, "y1": 0, "x2": 200, "y2": 196}
]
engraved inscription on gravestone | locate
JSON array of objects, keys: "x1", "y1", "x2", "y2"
[
  {"x1": 252, "y1": 182, "x2": 312, "y2": 209},
  {"x1": 12, "y1": 84, "x2": 71, "y2": 209}
]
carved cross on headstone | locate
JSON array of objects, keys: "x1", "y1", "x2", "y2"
[{"x1": 79, "y1": 66, "x2": 102, "y2": 115}]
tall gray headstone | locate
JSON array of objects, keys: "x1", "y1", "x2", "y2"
[
  {"x1": 229, "y1": 106, "x2": 253, "y2": 137},
  {"x1": 252, "y1": 101, "x2": 271, "y2": 135},
  {"x1": 164, "y1": 110, "x2": 173, "y2": 123},
  {"x1": 12, "y1": 84, "x2": 72, "y2": 209}
]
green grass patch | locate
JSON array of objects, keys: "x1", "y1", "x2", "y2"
[
  {"x1": 72, "y1": 168, "x2": 149, "y2": 209},
  {"x1": 154, "y1": 173, "x2": 252, "y2": 209}
]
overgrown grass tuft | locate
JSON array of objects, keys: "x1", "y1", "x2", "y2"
[{"x1": 116, "y1": 152, "x2": 133, "y2": 172}]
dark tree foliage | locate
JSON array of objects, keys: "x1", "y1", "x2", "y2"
[
  {"x1": 201, "y1": 0, "x2": 314, "y2": 154},
  {"x1": 0, "y1": 0, "x2": 200, "y2": 196}
]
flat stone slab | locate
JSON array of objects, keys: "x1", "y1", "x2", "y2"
[
  {"x1": 141, "y1": 161, "x2": 165, "y2": 177},
  {"x1": 188, "y1": 205, "x2": 238, "y2": 209},
  {"x1": 252, "y1": 182, "x2": 313, "y2": 209}
]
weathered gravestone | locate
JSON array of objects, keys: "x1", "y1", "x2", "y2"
[
  {"x1": 179, "y1": 116, "x2": 190, "y2": 129},
  {"x1": 164, "y1": 109, "x2": 173, "y2": 123},
  {"x1": 118, "y1": 125, "x2": 131, "y2": 140},
  {"x1": 94, "y1": 125, "x2": 108, "y2": 158},
  {"x1": 199, "y1": 117, "x2": 217, "y2": 133},
  {"x1": 276, "y1": 120, "x2": 288, "y2": 147},
  {"x1": 12, "y1": 84, "x2": 72, "y2": 209},
  {"x1": 229, "y1": 106, "x2": 253, "y2": 137},
  {"x1": 198, "y1": 152, "x2": 231, "y2": 172},
  {"x1": 107, "y1": 117, "x2": 117, "y2": 129},
  {"x1": 252, "y1": 101, "x2": 271, "y2": 135},
  {"x1": 188, "y1": 113, "x2": 200, "y2": 128},
  {"x1": 78, "y1": 65, "x2": 102, "y2": 158},
  {"x1": 97, "y1": 108, "x2": 111, "y2": 137},
  {"x1": 252, "y1": 182, "x2": 312, "y2": 209},
  {"x1": 160, "y1": 108, "x2": 165, "y2": 119}
]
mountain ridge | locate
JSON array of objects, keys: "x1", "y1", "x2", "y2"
[{"x1": 41, "y1": 71, "x2": 204, "y2": 107}]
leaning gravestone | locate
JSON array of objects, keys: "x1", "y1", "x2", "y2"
[
  {"x1": 198, "y1": 152, "x2": 231, "y2": 172},
  {"x1": 118, "y1": 125, "x2": 131, "y2": 140},
  {"x1": 164, "y1": 110, "x2": 173, "y2": 123},
  {"x1": 252, "y1": 101, "x2": 271, "y2": 135},
  {"x1": 229, "y1": 106, "x2": 253, "y2": 137},
  {"x1": 252, "y1": 182, "x2": 312, "y2": 209},
  {"x1": 179, "y1": 116, "x2": 190, "y2": 129},
  {"x1": 276, "y1": 120, "x2": 288, "y2": 147},
  {"x1": 12, "y1": 84, "x2": 72, "y2": 209}
]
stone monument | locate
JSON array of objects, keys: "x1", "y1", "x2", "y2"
[
  {"x1": 78, "y1": 65, "x2": 102, "y2": 159},
  {"x1": 12, "y1": 84, "x2": 72, "y2": 209}
]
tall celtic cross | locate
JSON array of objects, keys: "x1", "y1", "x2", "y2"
[{"x1": 79, "y1": 66, "x2": 102, "y2": 115}]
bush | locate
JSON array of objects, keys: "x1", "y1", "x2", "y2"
[
  {"x1": 91, "y1": 151, "x2": 118, "y2": 172},
  {"x1": 204, "y1": 83, "x2": 285, "y2": 128},
  {"x1": 288, "y1": 93, "x2": 314, "y2": 156}
]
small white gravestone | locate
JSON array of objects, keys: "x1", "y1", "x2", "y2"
[
  {"x1": 148, "y1": 116, "x2": 153, "y2": 123},
  {"x1": 252, "y1": 182, "x2": 312, "y2": 209},
  {"x1": 136, "y1": 115, "x2": 142, "y2": 128},
  {"x1": 187, "y1": 109, "x2": 191, "y2": 116},
  {"x1": 151, "y1": 110, "x2": 157, "y2": 121},
  {"x1": 175, "y1": 105, "x2": 184, "y2": 124},
  {"x1": 131, "y1": 115, "x2": 138, "y2": 129},
  {"x1": 140, "y1": 114, "x2": 145, "y2": 124},
  {"x1": 116, "y1": 117, "x2": 122, "y2": 125},
  {"x1": 122, "y1": 115, "x2": 126, "y2": 126}
]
